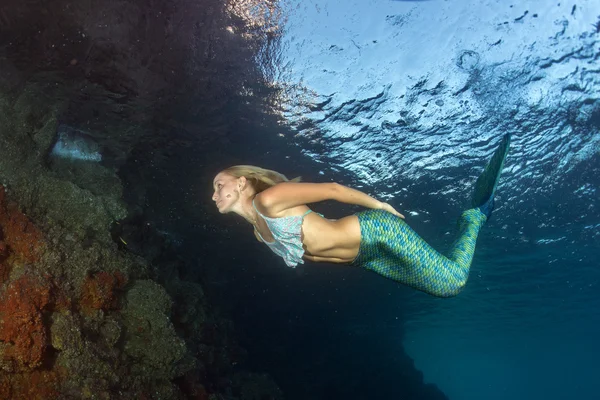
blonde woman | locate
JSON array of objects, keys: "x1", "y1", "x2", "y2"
[{"x1": 212, "y1": 134, "x2": 511, "y2": 297}]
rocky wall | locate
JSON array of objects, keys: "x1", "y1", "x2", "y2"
[{"x1": 0, "y1": 84, "x2": 282, "y2": 399}]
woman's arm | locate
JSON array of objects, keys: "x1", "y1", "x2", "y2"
[
  {"x1": 334, "y1": 184, "x2": 405, "y2": 218},
  {"x1": 332, "y1": 183, "x2": 383, "y2": 209},
  {"x1": 259, "y1": 182, "x2": 404, "y2": 218}
]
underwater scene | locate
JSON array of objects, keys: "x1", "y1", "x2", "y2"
[{"x1": 0, "y1": 0, "x2": 598, "y2": 399}]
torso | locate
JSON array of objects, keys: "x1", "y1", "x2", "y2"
[{"x1": 253, "y1": 201, "x2": 361, "y2": 264}]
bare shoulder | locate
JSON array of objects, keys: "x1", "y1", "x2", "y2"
[
  {"x1": 256, "y1": 182, "x2": 338, "y2": 214},
  {"x1": 253, "y1": 189, "x2": 303, "y2": 218},
  {"x1": 253, "y1": 191, "x2": 272, "y2": 212}
]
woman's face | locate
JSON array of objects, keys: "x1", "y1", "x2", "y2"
[{"x1": 212, "y1": 172, "x2": 240, "y2": 213}]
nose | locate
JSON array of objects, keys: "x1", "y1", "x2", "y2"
[{"x1": 212, "y1": 192, "x2": 218, "y2": 201}]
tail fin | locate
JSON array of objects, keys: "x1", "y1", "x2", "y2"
[{"x1": 471, "y1": 133, "x2": 511, "y2": 219}]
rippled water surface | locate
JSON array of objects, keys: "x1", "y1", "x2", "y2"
[
  {"x1": 275, "y1": 1, "x2": 599, "y2": 398},
  {"x1": 279, "y1": 0, "x2": 599, "y2": 326}
]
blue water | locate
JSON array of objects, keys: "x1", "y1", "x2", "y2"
[
  {"x1": 218, "y1": 1, "x2": 600, "y2": 399},
  {"x1": 159, "y1": 0, "x2": 599, "y2": 398}
]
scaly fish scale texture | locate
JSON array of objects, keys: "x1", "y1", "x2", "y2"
[{"x1": 352, "y1": 209, "x2": 486, "y2": 297}]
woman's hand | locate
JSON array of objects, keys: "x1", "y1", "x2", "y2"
[{"x1": 379, "y1": 203, "x2": 405, "y2": 219}]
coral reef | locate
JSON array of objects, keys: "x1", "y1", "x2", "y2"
[
  {"x1": 0, "y1": 186, "x2": 45, "y2": 264},
  {"x1": 80, "y1": 271, "x2": 128, "y2": 313},
  {"x1": 0, "y1": 176, "x2": 282, "y2": 399},
  {"x1": 0, "y1": 275, "x2": 52, "y2": 371},
  {"x1": 0, "y1": 369, "x2": 65, "y2": 400},
  {"x1": 0, "y1": 189, "x2": 68, "y2": 398},
  {"x1": 0, "y1": 241, "x2": 10, "y2": 284},
  {"x1": 121, "y1": 280, "x2": 188, "y2": 379},
  {"x1": 0, "y1": 85, "x2": 282, "y2": 399}
]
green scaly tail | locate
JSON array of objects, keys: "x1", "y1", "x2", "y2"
[{"x1": 471, "y1": 133, "x2": 512, "y2": 219}]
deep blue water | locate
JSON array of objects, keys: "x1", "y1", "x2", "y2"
[
  {"x1": 180, "y1": 2, "x2": 600, "y2": 399},
  {"x1": 132, "y1": 1, "x2": 600, "y2": 398},
  {"x1": 1, "y1": 0, "x2": 598, "y2": 398}
]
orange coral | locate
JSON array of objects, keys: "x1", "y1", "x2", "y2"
[
  {"x1": 0, "y1": 188, "x2": 68, "y2": 396},
  {"x1": 0, "y1": 275, "x2": 52, "y2": 371},
  {"x1": 80, "y1": 271, "x2": 127, "y2": 313},
  {"x1": 0, "y1": 241, "x2": 10, "y2": 284},
  {"x1": 0, "y1": 241, "x2": 7, "y2": 260},
  {"x1": 0, "y1": 186, "x2": 45, "y2": 263},
  {"x1": 0, "y1": 368, "x2": 64, "y2": 400},
  {"x1": 0, "y1": 263, "x2": 10, "y2": 285}
]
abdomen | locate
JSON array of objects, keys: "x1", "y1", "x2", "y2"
[{"x1": 301, "y1": 214, "x2": 361, "y2": 263}]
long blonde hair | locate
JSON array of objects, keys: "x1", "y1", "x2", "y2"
[{"x1": 221, "y1": 165, "x2": 301, "y2": 194}]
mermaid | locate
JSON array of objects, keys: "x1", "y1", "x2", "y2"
[{"x1": 211, "y1": 134, "x2": 511, "y2": 297}]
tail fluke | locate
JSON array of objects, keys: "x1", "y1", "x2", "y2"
[{"x1": 471, "y1": 133, "x2": 511, "y2": 219}]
